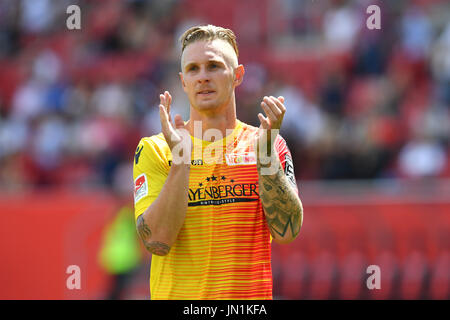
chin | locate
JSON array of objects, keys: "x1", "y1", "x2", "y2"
[{"x1": 195, "y1": 100, "x2": 221, "y2": 111}]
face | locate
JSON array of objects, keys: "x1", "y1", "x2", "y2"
[{"x1": 180, "y1": 39, "x2": 243, "y2": 113}]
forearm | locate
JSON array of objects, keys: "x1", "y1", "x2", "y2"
[
  {"x1": 137, "y1": 163, "x2": 190, "y2": 255},
  {"x1": 257, "y1": 156, "x2": 303, "y2": 244}
]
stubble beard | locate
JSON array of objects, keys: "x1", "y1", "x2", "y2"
[{"x1": 193, "y1": 93, "x2": 227, "y2": 114}]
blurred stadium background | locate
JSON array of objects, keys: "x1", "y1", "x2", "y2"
[{"x1": 0, "y1": 0, "x2": 449, "y2": 299}]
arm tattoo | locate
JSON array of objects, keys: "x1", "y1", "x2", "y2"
[
  {"x1": 145, "y1": 241, "x2": 171, "y2": 256},
  {"x1": 258, "y1": 164, "x2": 302, "y2": 239},
  {"x1": 136, "y1": 215, "x2": 171, "y2": 255},
  {"x1": 137, "y1": 215, "x2": 152, "y2": 240}
]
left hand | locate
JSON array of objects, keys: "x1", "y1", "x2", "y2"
[
  {"x1": 257, "y1": 96, "x2": 286, "y2": 131},
  {"x1": 256, "y1": 96, "x2": 286, "y2": 160}
]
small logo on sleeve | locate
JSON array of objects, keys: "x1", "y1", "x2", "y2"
[
  {"x1": 134, "y1": 173, "x2": 148, "y2": 203},
  {"x1": 135, "y1": 145, "x2": 144, "y2": 165},
  {"x1": 284, "y1": 154, "x2": 297, "y2": 187}
]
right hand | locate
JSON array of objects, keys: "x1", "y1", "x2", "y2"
[{"x1": 159, "y1": 91, "x2": 192, "y2": 165}]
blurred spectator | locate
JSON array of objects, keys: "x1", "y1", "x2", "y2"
[
  {"x1": 98, "y1": 205, "x2": 143, "y2": 300},
  {"x1": 431, "y1": 21, "x2": 450, "y2": 106},
  {"x1": 276, "y1": 83, "x2": 325, "y2": 146},
  {"x1": 398, "y1": 135, "x2": 446, "y2": 178},
  {"x1": 0, "y1": 118, "x2": 28, "y2": 158},
  {"x1": 323, "y1": 1, "x2": 362, "y2": 53},
  {"x1": 11, "y1": 79, "x2": 46, "y2": 121},
  {"x1": 32, "y1": 114, "x2": 68, "y2": 170},
  {"x1": 400, "y1": 5, "x2": 433, "y2": 61},
  {"x1": 20, "y1": 0, "x2": 55, "y2": 34}
]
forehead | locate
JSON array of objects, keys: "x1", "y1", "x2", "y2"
[{"x1": 181, "y1": 39, "x2": 237, "y2": 68}]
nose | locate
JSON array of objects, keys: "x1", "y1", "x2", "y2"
[{"x1": 196, "y1": 66, "x2": 210, "y2": 83}]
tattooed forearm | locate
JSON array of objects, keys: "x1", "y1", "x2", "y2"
[
  {"x1": 137, "y1": 215, "x2": 171, "y2": 255},
  {"x1": 144, "y1": 241, "x2": 171, "y2": 256},
  {"x1": 258, "y1": 163, "x2": 303, "y2": 241},
  {"x1": 137, "y1": 215, "x2": 152, "y2": 240}
]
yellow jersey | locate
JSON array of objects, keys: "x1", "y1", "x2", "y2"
[{"x1": 133, "y1": 120, "x2": 297, "y2": 299}]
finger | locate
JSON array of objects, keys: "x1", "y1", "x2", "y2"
[
  {"x1": 256, "y1": 113, "x2": 270, "y2": 155},
  {"x1": 164, "y1": 91, "x2": 171, "y2": 113},
  {"x1": 160, "y1": 105, "x2": 181, "y2": 146},
  {"x1": 159, "y1": 104, "x2": 171, "y2": 133},
  {"x1": 174, "y1": 114, "x2": 185, "y2": 129},
  {"x1": 258, "y1": 113, "x2": 270, "y2": 130},
  {"x1": 261, "y1": 101, "x2": 277, "y2": 123},
  {"x1": 264, "y1": 96, "x2": 282, "y2": 117},
  {"x1": 167, "y1": 91, "x2": 172, "y2": 110},
  {"x1": 165, "y1": 91, "x2": 172, "y2": 122},
  {"x1": 160, "y1": 94, "x2": 167, "y2": 117},
  {"x1": 271, "y1": 96, "x2": 286, "y2": 114},
  {"x1": 160, "y1": 93, "x2": 172, "y2": 123}
]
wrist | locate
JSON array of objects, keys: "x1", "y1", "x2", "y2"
[{"x1": 256, "y1": 151, "x2": 278, "y2": 167}]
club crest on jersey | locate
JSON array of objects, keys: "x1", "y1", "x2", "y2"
[
  {"x1": 134, "y1": 173, "x2": 148, "y2": 204},
  {"x1": 225, "y1": 152, "x2": 256, "y2": 166}
]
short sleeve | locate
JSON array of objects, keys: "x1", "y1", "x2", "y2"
[
  {"x1": 274, "y1": 135, "x2": 299, "y2": 193},
  {"x1": 133, "y1": 136, "x2": 170, "y2": 221}
]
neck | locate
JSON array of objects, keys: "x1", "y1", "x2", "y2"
[{"x1": 187, "y1": 97, "x2": 237, "y2": 142}]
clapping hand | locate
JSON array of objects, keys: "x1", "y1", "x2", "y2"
[
  {"x1": 159, "y1": 91, "x2": 192, "y2": 165},
  {"x1": 255, "y1": 96, "x2": 286, "y2": 173}
]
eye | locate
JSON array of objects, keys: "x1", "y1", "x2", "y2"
[{"x1": 188, "y1": 65, "x2": 198, "y2": 72}]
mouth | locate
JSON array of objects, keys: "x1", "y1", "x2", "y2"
[{"x1": 197, "y1": 90, "x2": 216, "y2": 97}]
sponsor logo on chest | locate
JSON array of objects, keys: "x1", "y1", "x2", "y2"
[{"x1": 225, "y1": 152, "x2": 257, "y2": 166}]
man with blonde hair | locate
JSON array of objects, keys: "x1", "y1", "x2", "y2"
[{"x1": 133, "y1": 24, "x2": 303, "y2": 299}]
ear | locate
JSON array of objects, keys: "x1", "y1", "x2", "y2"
[
  {"x1": 179, "y1": 72, "x2": 187, "y2": 93},
  {"x1": 233, "y1": 64, "x2": 245, "y2": 87}
]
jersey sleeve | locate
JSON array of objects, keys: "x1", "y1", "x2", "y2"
[
  {"x1": 133, "y1": 136, "x2": 170, "y2": 221},
  {"x1": 274, "y1": 135, "x2": 299, "y2": 194}
]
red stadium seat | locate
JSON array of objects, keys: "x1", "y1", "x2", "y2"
[
  {"x1": 368, "y1": 250, "x2": 400, "y2": 300},
  {"x1": 338, "y1": 250, "x2": 367, "y2": 299},
  {"x1": 429, "y1": 252, "x2": 450, "y2": 300},
  {"x1": 308, "y1": 251, "x2": 338, "y2": 299},
  {"x1": 399, "y1": 251, "x2": 429, "y2": 299},
  {"x1": 279, "y1": 251, "x2": 310, "y2": 299}
]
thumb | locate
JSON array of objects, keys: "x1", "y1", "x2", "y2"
[
  {"x1": 174, "y1": 114, "x2": 185, "y2": 129},
  {"x1": 258, "y1": 113, "x2": 270, "y2": 130},
  {"x1": 278, "y1": 96, "x2": 285, "y2": 104}
]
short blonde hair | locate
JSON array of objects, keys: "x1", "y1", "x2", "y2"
[{"x1": 179, "y1": 24, "x2": 239, "y2": 58}]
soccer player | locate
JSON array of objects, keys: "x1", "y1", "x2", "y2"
[{"x1": 133, "y1": 25, "x2": 303, "y2": 299}]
